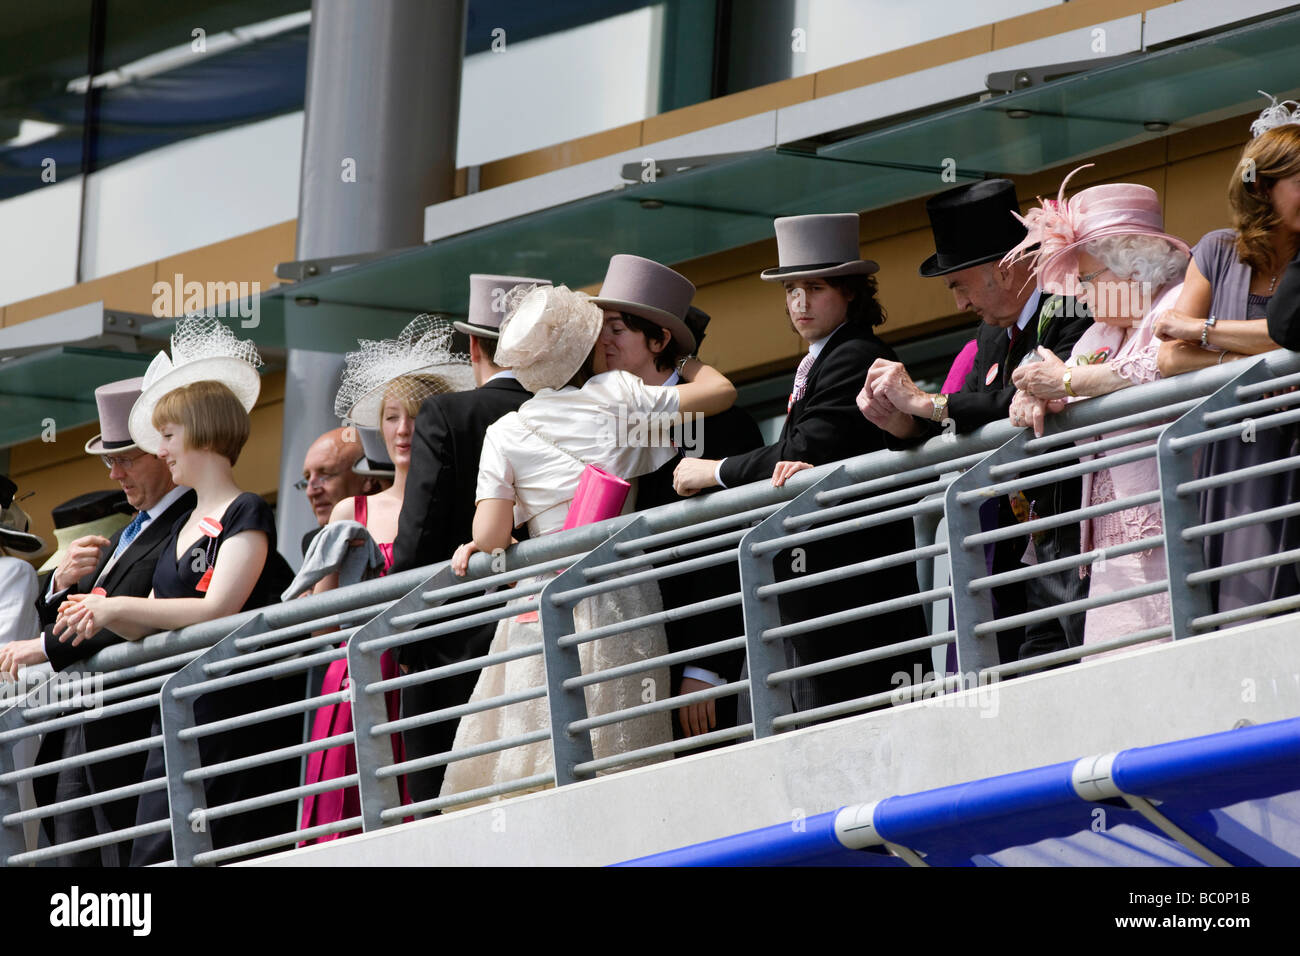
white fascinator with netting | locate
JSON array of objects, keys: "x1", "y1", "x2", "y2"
[
  {"x1": 494, "y1": 285, "x2": 603, "y2": 393},
  {"x1": 128, "y1": 317, "x2": 263, "y2": 454},
  {"x1": 1250, "y1": 90, "x2": 1300, "y2": 138},
  {"x1": 335, "y1": 315, "x2": 475, "y2": 427}
]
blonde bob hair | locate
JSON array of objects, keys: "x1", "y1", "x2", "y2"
[{"x1": 151, "y1": 380, "x2": 250, "y2": 466}]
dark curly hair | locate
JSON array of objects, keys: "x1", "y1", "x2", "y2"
[{"x1": 789, "y1": 274, "x2": 887, "y2": 327}]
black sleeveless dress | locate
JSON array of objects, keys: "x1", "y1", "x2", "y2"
[{"x1": 131, "y1": 493, "x2": 300, "y2": 866}]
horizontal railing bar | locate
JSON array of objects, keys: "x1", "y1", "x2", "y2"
[
  {"x1": 231, "y1": 605, "x2": 378, "y2": 649},
  {"x1": 814, "y1": 452, "x2": 990, "y2": 506},
  {"x1": 972, "y1": 581, "x2": 1168, "y2": 637},
  {"x1": 1190, "y1": 593, "x2": 1300, "y2": 631},
  {"x1": 395, "y1": 579, "x2": 549, "y2": 630},
  {"x1": 0, "y1": 735, "x2": 160, "y2": 784},
  {"x1": 961, "y1": 491, "x2": 1163, "y2": 547},
  {"x1": 181, "y1": 732, "x2": 354, "y2": 783},
  {"x1": 169, "y1": 646, "x2": 341, "y2": 700},
  {"x1": 573, "y1": 723, "x2": 755, "y2": 776},
  {"x1": 1234, "y1": 369, "x2": 1300, "y2": 399},
  {"x1": 767, "y1": 631, "x2": 955, "y2": 685},
  {"x1": 988, "y1": 425, "x2": 1166, "y2": 478},
  {"x1": 409, "y1": 556, "x2": 577, "y2": 611},
  {"x1": 192, "y1": 817, "x2": 366, "y2": 865},
  {"x1": 611, "y1": 508, "x2": 777, "y2": 556},
  {"x1": 750, "y1": 497, "x2": 946, "y2": 557},
  {"x1": 370, "y1": 685, "x2": 548, "y2": 738},
  {"x1": 958, "y1": 444, "x2": 1155, "y2": 501},
  {"x1": 560, "y1": 637, "x2": 748, "y2": 691},
  {"x1": 382, "y1": 772, "x2": 555, "y2": 820},
  {"x1": 213, "y1": 628, "x2": 358, "y2": 673},
  {"x1": 1202, "y1": 387, "x2": 1300, "y2": 425},
  {"x1": 1169, "y1": 404, "x2": 1300, "y2": 451},
  {"x1": 984, "y1": 625, "x2": 1174, "y2": 677},
  {"x1": 1, "y1": 689, "x2": 161, "y2": 743},
  {"x1": 551, "y1": 549, "x2": 737, "y2": 606},
  {"x1": 1176, "y1": 452, "x2": 1300, "y2": 496},
  {"x1": 770, "y1": 683, "x2": 903, "y2": 730},
  {"x1": 377, "y1": 729, "x2": 554, "y2": 779},
  {"x1": 967, "y1": 535, "x2": 1163, "y2": 593},
  {"x1": 755, "y1": 544, "x2": 947, "y2": 600},
  {"x1": 1185, "y1": 546, "x2": 1300, "y2": 585},
  {"x1": 761, "y1": 587, "x2": 949, "y2": 643},
  {"x1": 2, "y1": 776, "x2": 166, "y2": 825},
  {"x1": 587, "y1": 529, "x2": 746, "y2": 580},
  {"x1": 6, "y1": 819, "x2": 170, "y2": 867},
  {"x1": 566, "y1": 681, "x2": 743, "y2": 734},
  {"x1": 554, "y1": 594, "x2": 739, "y2": 648},
  {"x1": 194, "y1": 773, "x2": 361, "y2": 823},
  {"x1": 1180, "y1": 499, "x2": 1300, "y2": 542},
  {"x1": 363, "y1": 640, "x2": 540, "y2": 697},
  {"x1": 360, "y1": 590, "x2": 548, "y2": 654},
  {"x1": 176, "y1": 689, "x2": 350, "y2": 741},
  {"x1": 1022, "y1": 398, "x2": 1201, "y2": 452},
  {"x1": 785, "y1": 477, "x2": 953, "y2": 531}
]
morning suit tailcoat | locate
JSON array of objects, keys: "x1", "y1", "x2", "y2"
[
  {"x1": 33, "y1": 488, "x2": 196, "y2": 866},
  {"x1": 719, "y1": 321, "x2": 929, "y2": 714},
  {"x1": 1268, "y1": 249, "x2": 1300, "y2": 350},
  {"x1": 635, "y1": 404, "x2": 764, "y2": 740},
  {"x1": 936, "y1": 293, "x2": 1092, "y2": 663},
  {"x1": 389, "y1": 376, "x2": 532, "y2": 804}
]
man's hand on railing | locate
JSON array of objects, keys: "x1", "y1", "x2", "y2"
[
  {"x1": 0, "y1": 638, "x2": 45, "y2": 681},
  {"x1": 860, "y1": 360, "x2": 928, "y2": 437},
  {"x1": 673, "y1": 457, "x2": 720, "y2": 497},
  {"x1": 771, "y1": 460, "x2": 813, "y2": 487},
  {"x1": 1009, "y1": 389, "x2": 1053, "y2": 439},
  {"x1": 677, "y1": 677, "x2": 717, "y2": 737}
]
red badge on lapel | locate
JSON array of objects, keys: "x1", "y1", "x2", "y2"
[{"x1": 985, "y1": 363, "x2": 999, "y2": 386}]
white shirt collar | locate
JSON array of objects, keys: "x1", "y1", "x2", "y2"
[
  {"x1": 140, "y1": 485, "x2": 189, "y2": 524},
  {"x1": 808, "y1": 320, "x2": 848, "y2": 361},
  {"x1": 487, "y1": 369, "x2": 517, "y2": 383},
  {"x1": 1009, "y1": 294, "x2": 1037, "y2": 339},
  {"x1": 662, "y1": 370, "x2": 681, "y2": 387}
]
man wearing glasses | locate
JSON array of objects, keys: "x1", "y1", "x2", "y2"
[
  {"x1": 11, "y1": 376, "x2": 194, "y2": 865},
  {"x1": 297, "y1": 427, "x2": 376, "y2": 556}
]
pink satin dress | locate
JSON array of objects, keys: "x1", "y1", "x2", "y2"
[{"x1": 299, "y1": 496, "x2": 407, "y2": 842}]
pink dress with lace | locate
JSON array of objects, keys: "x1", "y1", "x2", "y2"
[{"x1": 1067, "y1": 284, "x2": 1180, "y2": 657}]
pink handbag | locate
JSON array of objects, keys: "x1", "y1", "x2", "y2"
[{"x1": 563, "y1": 464, "x2": 631, "y2": 530}]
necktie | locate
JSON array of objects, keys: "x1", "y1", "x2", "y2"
[
  {"x1": 112, "y1": 511, "x2": 149, "y2": 560},
  {"x1": 788, "y1": 351, "x2": 816, "y2": 411}
]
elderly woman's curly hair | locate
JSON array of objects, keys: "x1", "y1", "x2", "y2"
[{"x1": 1228, "y1": 124, "x2": 1300, "y2": 274}]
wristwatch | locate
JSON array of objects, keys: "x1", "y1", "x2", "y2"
[
  {"x1": 1062, "y1": 369, "x2": 1077, "y2": 398},
  {"x1": 675, "y1": 354, "x2": 695, "y2": 375},
  {"x1": 930, "y1": 393, "x2": 948, "y2": 423}
]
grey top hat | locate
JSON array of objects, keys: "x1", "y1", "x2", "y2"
[
  {"x1": 760, "y1": 213, "x2": 879, "y2": 281},
  {"x1": 351, "y1": 426, "x2": 395, "y2": 479},
  {"x1": 590, "y1": 254, "x2": 697, "y2": 351},
  {"x1": 453, "y1": 274, "x2": 553, "y2": 339},
  {"x1": 84, "y1": 377, "x2": 145, "y2": 455}
]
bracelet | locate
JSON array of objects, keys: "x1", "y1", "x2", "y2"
[
  {"x1": 1062, "y1": 369, "x2": 1077, "y2": 398},
  {"x1": 1200, "y1": 315, "x2": 1218, "y2": 350},
  {"x1": 1217, "y1": 350, "x2": 1228, "y2": 365},
  {"x1": 675, "y1": 354, "x2": 694, "y2": 375}
]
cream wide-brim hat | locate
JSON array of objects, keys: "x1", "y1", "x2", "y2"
[
  {"x1": 494, "y1": 286, "x2": 603, "y2": 393},
  {"x1": 336, "y1": 316, "x2": 475, "y2": 428},
  {"x1": 37, "y1": 513, "x2": 132, "y2": 574}
]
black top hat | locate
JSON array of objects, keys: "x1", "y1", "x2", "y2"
[
  {"x1": 918, "y1": 179, "x2": 1028, "y2": 278},
  {"x1": 683, "y1": 306, "x2": 710, "y2": 351},
  {"x1": 51, "y1": 490, "x2": 132, "y2": 527}
]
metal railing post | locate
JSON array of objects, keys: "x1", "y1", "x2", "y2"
[
  {"x1": 540, "y1": 516, "x2": 640, "y2": 788},
  {"x1": 737, "y1": 468, "x2": 859, "y2": 737},
  {"x1": 348, "y1": 572, "x2": 450, "y2": 830},
  {"x1": 0, "y1": 677, "x2": 54, "y2": 864},
  {"x1": 1157, "y1": 357, "x2": 1271, "y2": 640},
  {"x1": 946, "y1": 437, "x2": 1019, "y2": 677},
  {"x1": 160, "y1": 614, "x2": 268, "y2": 866}
]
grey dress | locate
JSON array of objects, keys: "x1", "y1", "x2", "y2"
[{"x1": 1193, "y1": 230, "x2": 1300, "y2": 617}]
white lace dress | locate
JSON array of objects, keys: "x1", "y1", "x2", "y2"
[{"x1": 439, "y1": 371, "x2": 680, "y2": 803}]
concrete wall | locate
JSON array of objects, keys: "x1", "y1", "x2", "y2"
[{"x1": 249, "y1": 614, "x2": 1300, "y2": 866}]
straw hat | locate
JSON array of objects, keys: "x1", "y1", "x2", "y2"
[
  {"x1": 590, "y1": 255, "x2": 697, "y2": 351},
  {"x1": 1001, "y1": 164, "x2": 1191, "y2": 297},
  {"x1": 453, "y1": 274, "x2": 552, "y2": 339},
  {"x1": 128, "y1": 318, "x2": 262, "y2": 455},
  {"x1": 760, "y1": 214, "x2": 878, "y2": 282},
  {"x1": 494, "y1": 285, "x2": 603, "y2": 393},
  {"x1": 36, "y1": 490, "x2": 132, "y2": 574},
  {"x1": 335, "y1": 315, "x2": 475, "y2": 427}
]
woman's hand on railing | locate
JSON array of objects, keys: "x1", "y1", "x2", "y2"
[
  {"x1": 451, "y1": 540, "x2": 480, "y2": 577},
  {"x1": 0, "y1": 638, "x2": 46, "y2": 681},
  {"x1": 1152, "y1": 309, "x2": 1205, "y2": 343},
  {"x1": 52, "y1": 592, "x2": 110, "y2": 646},
  {"x1": 1011, "y1": 347, "x2": 1069, "y2": 399}
]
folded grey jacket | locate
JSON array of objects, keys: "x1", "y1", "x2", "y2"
[{"x1": 283, "y1": 520, "x2": 385, "y2": 601}]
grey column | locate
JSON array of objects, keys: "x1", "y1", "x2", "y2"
[{"x1": 278, "y1": 0, "x2": 467, "y2": 566}]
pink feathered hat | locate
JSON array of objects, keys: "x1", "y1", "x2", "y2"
[{"x1": 1001, "y1": 164, "x2": 1190, "y2": 297}]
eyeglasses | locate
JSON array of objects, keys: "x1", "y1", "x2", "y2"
[
  {"x1": 101, "y1": 453, "x2": 146, "y2": 470},
  {"x1": 1077, "y1": 268, "x2": 1108, "y2": 284},
  {"x1": 294, "y1": 472, "x2": 341, "y2": 491}
]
